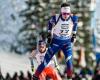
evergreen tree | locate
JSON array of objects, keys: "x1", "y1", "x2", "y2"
[
  {"x1": 68, "y1": 0, "x2": 92, "y2": 64},
  {"x1": 18, "y1": 0, "x2": 62, "y2": 53},
  {"x1": 18, "y1": 0, "x2": 92, "y2": 56}
]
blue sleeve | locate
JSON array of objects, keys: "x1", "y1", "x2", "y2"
[
  {"x1": 71, "y1": 15, "x2": 78, "y2": 34},
  {"x1": 48, "y1": 15, "x2": 56, "y2": 32}
]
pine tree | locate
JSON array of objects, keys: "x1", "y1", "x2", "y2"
[
  {"x1": 17, "y1": 0, "x2": 39, "y2": 53},
  {"x1": 18, "y1": 0, "x2": 92, "y2": 56},
  {"x1": 17, "y1": 0, "x2": 63, "y2": 53},
  {"x1": 68, "y1": 0, "x2": 92, "y2": 65}
]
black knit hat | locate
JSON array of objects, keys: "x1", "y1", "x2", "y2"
[
  {"x1": 61, "y1": 3, "x2": 70, "y2": 8},
  {"x1": 38, "y1": 40, "x2": 46, "y2": 45}
]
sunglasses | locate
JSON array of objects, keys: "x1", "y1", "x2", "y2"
[{"x1": 62, "y1": 13, "x2": 70, "y2": 15}]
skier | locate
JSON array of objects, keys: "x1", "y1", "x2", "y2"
[
  {"x1": 29, "y1": 40, "x2": 62, "y2": 80},
  {"x1": 33, "y1": 3, "x2": 78, "y2": 80}
]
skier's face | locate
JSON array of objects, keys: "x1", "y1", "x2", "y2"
[
  {"x1": 38, "y1": 44, "x2": 46, "y2": 53},
  {"x1": 61, "y1": 6, "x2": 71, "y2": 19},
  {"x1": 61, "y1": 12, "x2": 70, "y2": 19}
]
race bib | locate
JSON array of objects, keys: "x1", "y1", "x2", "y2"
[
  {"x1": 60, "y1": 24, "x2": 69, "y2": 37},
  {"x1": 40, "y1": 56, "x2": 44, "y2": 63}
]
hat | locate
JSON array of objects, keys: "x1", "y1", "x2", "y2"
[{"x1": 38, "y1": 40, "x2": 46, "y2": 46}]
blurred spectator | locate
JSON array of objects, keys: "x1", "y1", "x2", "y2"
[
  {"x1": 79, "y1": 66, "x2": 93, "y2": 80},
  {"x1": 0, "y1": 67, "x2": 4, "y2": 80},
  {"x1": 5, "y1": 72, "x2": 11, "y2": 80},
  {"x1": 78, "y1": 46, "x2": 86, "y2": 68},
  {"x1": 93, "y1": 62, "x2": 100, "y2": 80},
  {"x1": 19, "y1": 71, "x2": 27, "y2": 80},
  {"x1": 0, "y1": 63, "x2": 100, "y2": 80},
  {"x1": 11, "y1": 72, "x2": 19, "y2": 80},
  {"x1": 73, "y1": 73, "x2": 81, "y2": 80},
  {"x1": 26, "y1": 71, "x2": 32, "y2": 80}
]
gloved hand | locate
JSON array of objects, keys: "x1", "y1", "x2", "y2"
[
  {"x1": 56, "y1": 65, "x2": 60, "y2": 72},
  {"x1": 56, "y1": 65, "x2": 62, "y2": 76},
  {"x1": 71, "y1": 34, "x2": 76, "y2": 43},
  {"x1": 31, "y1": 65, "x2": 34, "y2": 72},
  {"x1": 33, "y1": 75, "x2": 39, "y2": 80},
  {"x1": 47, "y1": 32, "x2": 52, "y2": 44}
]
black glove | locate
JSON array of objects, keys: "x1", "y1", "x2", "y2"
[
  {"x1": 31, "y1": 65, "x2": 34, "y2": 72},
  {"x1": 71, "y1": 34, "x2": 76, "y2": 43},
  {"x1": 33, "y1": 75, "x2": 39, "y2": 80},
  {"x1": 47, "y1": 32, "x2": 52, "y2": 44}
]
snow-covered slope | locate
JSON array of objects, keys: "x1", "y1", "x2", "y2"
[{"x1": 0, "y1": 51, "x2": 33, "y2": 77}]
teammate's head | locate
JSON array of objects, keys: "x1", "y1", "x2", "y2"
[
  {"x1": 38, "y1": 40, "x2": 46, "y2": 53},
  {"x1": 60, "y1": 3, "x2": 71, "y2": 19}
]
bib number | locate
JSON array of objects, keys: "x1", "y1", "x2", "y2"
[{"x1": 60, "y1": 24, "x2": 69, "y2": 36}]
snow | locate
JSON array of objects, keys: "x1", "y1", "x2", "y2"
[{"x1": 0, "y1": 51, "x2": 31, "y2": 77}]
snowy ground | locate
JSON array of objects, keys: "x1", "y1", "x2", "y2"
[
  {"x1": 0, "y1": 51, "x2": 33, "y2": 77},
  {"x1": 0, "y1": 51, "x2": 66, "y2": 79}
]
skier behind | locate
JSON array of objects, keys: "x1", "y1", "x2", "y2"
[
  {"x1": 29, "y1": 40, "x2": 62, "y2": 80},
  {"x1": 33, "y1": 3, "x2": 78, "y2": 80}
]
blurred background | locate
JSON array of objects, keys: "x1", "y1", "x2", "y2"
[{"x1": 0, "y1": 0, "x2": 100, "y2": 80}]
